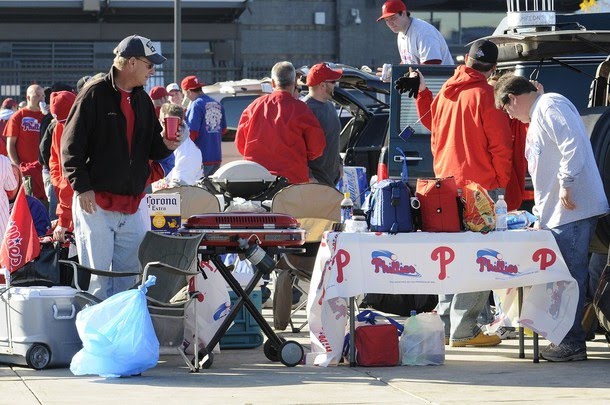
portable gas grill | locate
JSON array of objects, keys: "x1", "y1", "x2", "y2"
[{"x1": 179, "y1": 212, "x2": 306, "y2": 368}]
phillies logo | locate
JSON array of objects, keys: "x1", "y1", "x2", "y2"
[
  {"x1": 431, "y1": 246, "x2": 454, "y2": 280},
  {"x1": 4, "y1": 220, "x2": 24, "y2": 268},
  {"x1": 549, "y1": 281, "x2": 567, "y2": 320},
  {"x1": 21, "y1": 117, "x2": 40, "y2": 132},
  {"x1": 370, "y1": 250, "x2": 419, "y2": 277},
  {"x1": 532, "y1": 248, "x2": 556, "y2": 270},
  {"x1": 334, "y1": 249, "x2": 350, "y2": 283},
  {"x1": 212, "y1": 302, "x2": 231, "y2": 321},
  {"x1": 476, "y1": 249, "x2": 518, "y2": 275}
]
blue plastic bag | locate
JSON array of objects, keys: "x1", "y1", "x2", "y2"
[{"x1": 70, "y1": 276, "x2": 160, "y2": 378}]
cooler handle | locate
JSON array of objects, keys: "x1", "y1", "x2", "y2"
[{"x1": 53, "y1": 304, "x2": 76, "y2": 320}]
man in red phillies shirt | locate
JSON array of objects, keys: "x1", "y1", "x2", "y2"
[
  {"x1": 61, "y1": 34, "x2": 179, "y2": 299},
  {"x1": 235, "y1": 61, "x2": 326, "y2": 184},
  {"x1": 3, "y1": 85, "x2": 46, "y2": 201}
]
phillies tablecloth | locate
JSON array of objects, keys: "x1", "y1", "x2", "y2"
[{"x1": 306, "y1": 230, "x2": 578, "y2": 366}]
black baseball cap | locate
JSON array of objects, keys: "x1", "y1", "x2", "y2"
[
  {"x1": 468, "y1": 40, "x2": 498, "y2": 64},
  {"x1": 114, "y1": 35, "x2": 166, "y2": 65}
]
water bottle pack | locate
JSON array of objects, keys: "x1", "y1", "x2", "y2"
[
  {"x1": 399, "y1": 311, "x2": 445, "y2": 366},
  {"x1": 495, "y1": 195, "x2": 508, "y2": 231}
]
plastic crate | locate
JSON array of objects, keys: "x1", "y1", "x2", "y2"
[{"x1": 220, "y1": 289, "x2": 264, "y2": 349}]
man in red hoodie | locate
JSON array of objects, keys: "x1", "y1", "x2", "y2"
[
  {"x1": 48, "y1": 90, "x2": 76, "y2": 243},
  {"x1": 415, "y1": 40, "x2": 513, "y2": 348}
]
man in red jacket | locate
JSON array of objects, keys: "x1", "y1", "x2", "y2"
[
  {"x1": 235, "y1": 61, "x2": 326, "y2": 184},
  {"x1": 415, "y1": 40, "x2": 513, "y2": 348}
]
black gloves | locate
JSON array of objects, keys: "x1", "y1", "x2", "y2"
[{"x1": 394, "y1": 74, "x2": 421, "y2": 98}]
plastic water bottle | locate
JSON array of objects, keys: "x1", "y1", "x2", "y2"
[
  {"x1": 495, "y1": 194, "x2": 507, "y2": 231},
  {"x1": 341, "y1": 192, "x2": 354, "y2": 223}
]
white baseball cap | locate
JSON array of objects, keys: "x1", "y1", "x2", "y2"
[{"x1": 166, "y1": 82, "x2": 180, "y2": 92}]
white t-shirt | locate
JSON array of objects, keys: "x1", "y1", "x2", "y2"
[
  {"x1": 397, "y1": 18, "x2": 454, "y2": 65},
  {"x1": 166, "y1": 136, "x2": 203, "y2": 186}
]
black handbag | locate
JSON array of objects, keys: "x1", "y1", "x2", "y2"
[{"x1": 10, "y1": 241, "x2": 72, "y2": 287}]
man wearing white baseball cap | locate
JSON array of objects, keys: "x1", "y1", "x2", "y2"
[
  {"x1": 62, "y1": 34, "x2": 179, "y2": 300},
  {"x1": 165, "y1": 82, "x2": 184, "y2": 106}
]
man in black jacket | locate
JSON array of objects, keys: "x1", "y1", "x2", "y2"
[{"x1": 61, "y1": 35, "x2": 179, "y2": 299}]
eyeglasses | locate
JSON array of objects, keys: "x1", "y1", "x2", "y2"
[{"x1": 136, "y1": 57, "x2": 154, "y2": 70}]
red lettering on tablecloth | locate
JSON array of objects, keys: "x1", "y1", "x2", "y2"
[
  {"x1": 431, "y1": 246, "x2": 454, "y2": 280},
  {"x1": 317, "y1": 332, "x2": 332, "y2": 353},
  {"x1": 335, "y1": 249, "x2": 350, "y2": 283},
  {"x1": 371, "y1": 257, "x2": 417, "y2": 275},
  {"x1": 532, "y1": 248, "x2": 556, "y2": 270},
  {"x1": 476, "y1": 256, "x2": 518, "y2": 274}
]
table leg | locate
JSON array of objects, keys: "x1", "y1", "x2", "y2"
[
  {"x1": 518, "y1": 287, "x2": 525, "y2": 359},
  {"x1": 533, "y1": 332, "x2": 539, "y2": 363},
  {"x1": 349, "y1": 297, "x2": 356, "y2": 367}
]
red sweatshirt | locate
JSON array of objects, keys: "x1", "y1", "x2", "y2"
[
  {"x1": 235, "y1": 91, "x2": 326, "y2": 184},
  {"x1": 49, "y1": 91, "x2": 76, "y2": 230},
  {"x1": 416, "y1": 65, "x2": 513, "y2": 192}
]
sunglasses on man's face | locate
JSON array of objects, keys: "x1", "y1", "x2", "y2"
[{"x1": 136, "y1": 57, "x2": 155, "y2": 70}]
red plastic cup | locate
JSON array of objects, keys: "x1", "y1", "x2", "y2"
[{"x1": 164, "y1": 116, "x2": 180, "y2": 141}]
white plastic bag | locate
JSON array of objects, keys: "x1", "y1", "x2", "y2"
[
  {"x1": 70, "y1": 276, "x2": 160, "y2": 378},
  {"x1": 399, "y1": 312, "x2": 445, "y2": 366},
  {"x1": 183, "y1": 260, "x2": 231, "y2": 354}
]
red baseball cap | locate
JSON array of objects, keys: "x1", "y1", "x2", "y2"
[
  {"x1": 1, "y1": 98, "x2": 17, "y2": 109},
  {"x1": 377, "y1": 0, "x2": 407, "y2": 22},
  {"x1": 306, "y1": 63, "x2": 343, "y2": 87},
  {"x1": 181, "y1": 75, "x2": 204, "y2": 91},
  {"x1": 149, "y1": 86, "x2": 168, "y2": 100}
]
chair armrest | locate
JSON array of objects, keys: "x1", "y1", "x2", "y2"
[
  {"x1": 143, "y1": 261, "x2": 198, "y2": 278},
  {"x1": 59, "y1": 260, "x2": 141, "y2": 292}
]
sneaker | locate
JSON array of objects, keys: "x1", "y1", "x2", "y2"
[
  {"x1": 450, "y1": 332, "x2": 501, "y2": 347},
  {"x1": 540, "y1": 343, "x2": 587, "y2": 362},
  {"x1": 496, "y1": 326, "x2": 517, "y2": 340}
]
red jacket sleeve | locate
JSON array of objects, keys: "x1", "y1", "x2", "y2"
[
  {"x1": 49, "y1": 122, "x2": 62, "y2": 188},
  {"x1": 235, "y1": 105, "x2": 252, "y2": 155},
  {"x1": 482, "y1": 100, "x2": 513, "y2": 189},
  {"x1": 415, "y1": 88, "x2": 434, "y2": 131}
]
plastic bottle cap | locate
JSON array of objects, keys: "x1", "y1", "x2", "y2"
[
  {"x1": 344, "y1": 192, "x2": 351, "y2": 198},
  {"x1": 410, "y1": 310, "x2": 417, "y2": 316},
  {"x1": 499, "y1": 195, "x2": 504, "y2": 199}
]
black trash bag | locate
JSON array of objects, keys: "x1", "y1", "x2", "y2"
[
  {"x1": 10, "y1": 241, "x2": 76, "y2": 287},
  {"x1": 360, "y1": 293, "x2": 438, "y2": 317}
]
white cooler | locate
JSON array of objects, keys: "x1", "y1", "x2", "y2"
[{"x1": 0, "y1": 286, "x2": 82, "y2": 369}]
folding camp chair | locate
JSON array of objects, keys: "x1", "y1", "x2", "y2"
[
  {"x1": 271, "y1": 183, "x2": 342, "y2": 332},
  {"x1": 61, "y1": 231, "x2": 206, "y2": 372}
]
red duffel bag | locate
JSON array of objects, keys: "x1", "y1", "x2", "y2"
[
  {"x1": 415, "y1": 177, "x2": 462, "y2": 232},
  {"x1": 355, "y1": 324, "x2": 400, "y2": 367}
]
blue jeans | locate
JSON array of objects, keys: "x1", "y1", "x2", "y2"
[
  {"x1": 73, "y1": 196, "x2": 147, "y2": 300},
  {"x1": 550, "y1": 216, "x2": 598, "y2": 348},
  {"x1": 437, "y1": 290, "x2": 490, "y2": 340},
  {"x1": 42, "y1": 167, "x2": 57, "y2": 221}
]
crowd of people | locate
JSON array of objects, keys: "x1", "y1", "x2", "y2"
[{"x1": 0, "y1": 0, "x2": 607, "y2": 364}]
